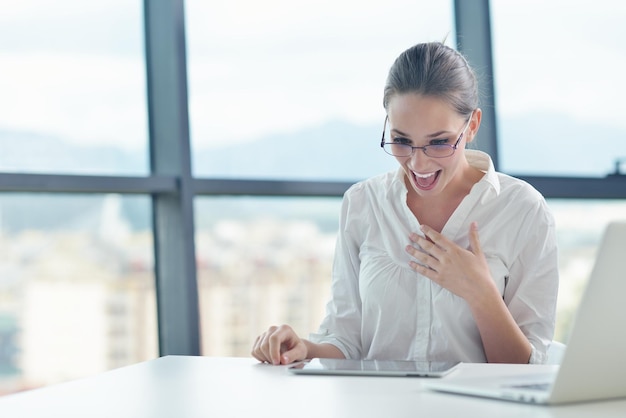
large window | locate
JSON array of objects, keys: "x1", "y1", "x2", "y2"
[
  {"x1": 0, "y1": 0, "x2": 148, "y2": 176},
  {"x1": 186, "y1": 0, "x2": 456, "y2": 357},
  {"x1": 0, "y1": 194, "x2": 156, "y2": 394},
  {"x1": 0, "y1": 0, "x2": 155, "y2": 395},
  {"x1": 195, "y1": 197, "x2": 340, "y2": 356},
  {"x1": 491, "y1": 0, "x2": 626, "y2": 177},
  {"x1": 490, "y1": 0, "x2": 626, "y2": 341},
  {"x1": 548, "y1": 199, "x2": 626, "y2": 342},
  {"x1": 1, "y1": 0, "x2": 625, "y2": 397},
  {"x1": 186, "y1": 0, "x2": 454, "y2": 181}
]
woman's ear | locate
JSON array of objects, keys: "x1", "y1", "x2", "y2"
[{"x1": 466, "y1": 108, "x2": 482, "y2": 144}]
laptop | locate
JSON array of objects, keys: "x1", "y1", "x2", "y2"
[
  {"x1": 288, "y1": 358, "x2": 460, "y2": 377},
  {"x1": 424, "y1": 221, "x2": 626, "y2": 405}
]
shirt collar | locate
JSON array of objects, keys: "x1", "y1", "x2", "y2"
[
  {"x1": 390, "y1": 166, "x2": 407, "y2": 200},
  {"x1": 466, "y1": 150, "x2": 500, "y2": 197}
]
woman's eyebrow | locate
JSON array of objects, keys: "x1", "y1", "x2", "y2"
[
  {"x1": 390, "y1": 128, "x2": 411, "y2": 137},
  {"x1": 391, "y1": 128, "x2": 453, "y2": 138},
  {"x1": 425, "y1": 130, "x2": 452, "y2": 138}
]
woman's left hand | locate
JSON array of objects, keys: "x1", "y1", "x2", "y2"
[{"x1": 405, "y1": 221, "x2": 495, "y2": 302}]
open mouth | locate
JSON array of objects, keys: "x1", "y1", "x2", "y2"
[{"x1": 412, "y1": 170, "x2": 441, "y2": 190}]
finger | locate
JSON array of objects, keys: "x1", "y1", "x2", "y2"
[
  {"x1": 408, "y1": 233, "x2": 445, "y2": 261},
  {"x1": 258, "y1": 335, "x2": 272, "y2": 363},
  {"x1": 258, "y1": 326, "x2": 277, "y2": 363},
  {"x1": 251, "y1": 335, "x2": 266, "y2": 362},
  {"x1": 281, "y1": 344, "x2": 306, "y2": 364},
  {"x1": 405, "y1": 243, "x2": 437, "y2": 268},
  {"x1": 419, "y1": 225, "x2": 451, "y2": 251},
  {"x1": 409, "y1": 259, "x2": 439, "y2": 278},
  {"x1": 253, "y1": 333, "x2": 273, "y2": 363},
  {"x1": 268, "y1": 325, "x2": 294, "y2": 365},
  {"x1": 468, "y1": 221, "x2": 483, "y2": 257}
]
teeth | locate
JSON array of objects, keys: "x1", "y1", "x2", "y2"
[{"x1": 413, "y1": 171, "x2": 436, "y2": 178}]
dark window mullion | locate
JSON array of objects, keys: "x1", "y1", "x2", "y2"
[
  {"x1": 0, "y1": 173, "x2": 176, "y2": 194},
  {"x1": 144, "y1": 0, "x2": 200, "y2": 356}
]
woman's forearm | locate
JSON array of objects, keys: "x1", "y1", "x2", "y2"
[{"x1": 303, "y1": 340, "x2": 346, "y2": 360}]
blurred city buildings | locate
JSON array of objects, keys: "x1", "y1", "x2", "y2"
[
  {"x1": 0, "y1": 195, "x2": 624, "y2": 396},
  {"x1": 0, "y1": 196, "x2": 334, "y2": 394}
]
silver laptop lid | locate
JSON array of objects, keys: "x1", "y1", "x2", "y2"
[{"x1": 550, "y1": 221, "x2": 626, "y2": 403}]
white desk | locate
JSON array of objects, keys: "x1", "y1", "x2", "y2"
[{"x1": 0, "y1": 356, "x2": 625, "y2": 417}]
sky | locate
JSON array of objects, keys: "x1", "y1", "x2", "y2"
[
  {"x1": 490, "y1": 0, "x2": 626, "y2": 130},
  {"x1": 0, "y1": 0, "x2": 448, "y2": 151},
  {"x1": 0, "y1": 0, "x2": 145, "y2": 149},
  {"x1": 0, "y1": 0, "x2": 625, "y2": 156}
]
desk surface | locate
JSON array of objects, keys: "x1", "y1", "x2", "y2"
[{"x1": 1, "y1": 356, "x2": 625, "y2": 417}]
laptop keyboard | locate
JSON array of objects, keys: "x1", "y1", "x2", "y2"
[{"x1": 509, "y1": 383, "x2": 551, "y2": 391}]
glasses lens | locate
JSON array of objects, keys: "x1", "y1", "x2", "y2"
[
  {"x1": 384, "y1": 143, "x2": 412, "y2": 157},
  {"x1": 423, "y1": 145, "x2": 454, "y2": 158}
]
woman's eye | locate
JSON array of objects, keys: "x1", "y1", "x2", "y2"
[
  {"x1": 430, "y1": 139, "x2": 449, "y2": 146},
  {"x1": 393, "y1": 137, "x2": 411, "y2": 145}
]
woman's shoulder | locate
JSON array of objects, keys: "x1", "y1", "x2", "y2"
[
  {"x1": 496, "y1": 172, "x2": 545, "y2": 203},
  {"x1": 495, "y1": 172, "x2": 555, "y2": 226},
  {"x1": 345, "y1": 169, "x2": 401, "y2": 199}
]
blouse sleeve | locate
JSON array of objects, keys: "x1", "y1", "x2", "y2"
[
  {"x1": 504, "y1": 198, "x2": 559, "y2": 364},
  {"x1": 308, "y1": 186, "x2": 364, "y2": 359}
]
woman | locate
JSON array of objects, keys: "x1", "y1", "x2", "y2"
[{"x1": 251, "y1": 42, "x2": 559, "y2": 365}]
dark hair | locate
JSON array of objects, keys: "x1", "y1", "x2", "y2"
[{"x1": 383, "y1": 42, "x2": 478, "y2": 117}]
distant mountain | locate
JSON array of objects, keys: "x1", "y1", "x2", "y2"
[
  {"x1": 2, "y1": 113, "x2": 624, "y2": 180},
  {"x1": 0, "y1": 130, "x2": 147, "y2": 176},
  {"x1": 498, "y1": 112, "x2": 626, "y2": 177},
  {"x1": 193, "y1": 114, "x2": 626, "y2": 179},
  {"x1": 192, "y1": 119, "x2": 397, "y2": 182},
  {"x1": 1, "y1": 113, "x2": 625, "y2": 232}
]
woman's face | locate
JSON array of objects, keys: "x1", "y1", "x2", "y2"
[{"x1": 386, "y1": 93, "x2": 478, "y2": 199}]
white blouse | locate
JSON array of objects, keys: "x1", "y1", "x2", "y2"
[{"x1": 309, "y1": 150, "x2": 559, "y2": 364}]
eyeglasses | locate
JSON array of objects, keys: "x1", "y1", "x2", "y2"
[{"x1": 380, "y1": 112, "x2": 473, "y2": 158}]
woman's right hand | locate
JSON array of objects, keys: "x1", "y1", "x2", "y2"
[{"x1": 251, "y1": 324, "x2": 308, "y2": 365}]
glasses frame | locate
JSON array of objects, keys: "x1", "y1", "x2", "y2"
[{"x1": 380, "y1": 112, "x2": 474, "y2": 158}]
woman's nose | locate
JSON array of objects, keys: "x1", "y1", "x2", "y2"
[{"x1": 409, "y1": 148, "x2": 429, "y2": 167}]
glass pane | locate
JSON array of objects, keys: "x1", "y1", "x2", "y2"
[
  {"x1": 0, "y1": 1, "x2": 148, "y2": 175},
  {"x1": 0, "y1": 194, "x2": 157, "y2": 395},
  {"x1": 186, "y1": 0, "x2": 454, "y2": 181},
  {"x1": 195, "y1": 197, "x2": 340, "y2": 356},
  {"x1": 549, "y1": 199, "x2": 626, "y2": 342},
  {"x1": 491, "y1": 1, "x2": 626, "y2": 176}
]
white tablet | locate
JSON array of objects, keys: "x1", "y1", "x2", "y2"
[{"x1": 288, "y1": 358, "x2": 460, "y2": 377}]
